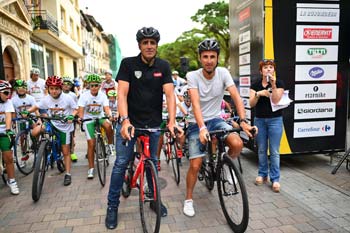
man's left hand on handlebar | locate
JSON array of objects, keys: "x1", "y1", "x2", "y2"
[{"x1": 240, "y1": 122, "x2": 258, "y2": 138}]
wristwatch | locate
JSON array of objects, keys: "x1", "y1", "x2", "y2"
[
  {"x1": 119, "y1": 115, "x2": 129, "y2": 124},
  {"x1": 239, "y1": 118, "x2": 248, "y2": 124}
]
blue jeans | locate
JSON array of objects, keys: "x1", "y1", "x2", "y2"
[
  {"x1": 255, "y1": 116, "x2": 283, "y2": 183},
  {"x1": 107, "y1": 124, "x2": 161, "y2": 208}
]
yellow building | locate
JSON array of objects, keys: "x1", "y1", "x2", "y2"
[
  {"x1": 0, "y1": 0, "x2": 32, "y2": 82},
  {"x1": 26, "y1": 0, "x2": 83, "y2": 79}
]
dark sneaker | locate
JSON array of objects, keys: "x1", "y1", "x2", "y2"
[
  {"x1": 150, "y1": 201, "x2": 167, "y2": 217},
  {"x1": 105, "y1": 207, "x2": 118, "y2": 229},
  {"x1": 63, "y1": 174, "x2": 71, "y2": 186}
]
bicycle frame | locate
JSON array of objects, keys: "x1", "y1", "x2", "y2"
[{"x1": 40, "y1": 119, "x2": 62, "y2": 166}]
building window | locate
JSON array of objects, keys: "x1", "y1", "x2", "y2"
[
  {"x1": 76, "y1": 26, "x2": 81, "y2": 44},
  {"x1": 60, "y1": 6, "x2": 66, "y2": 31},
  {"x1": 59, "y1": 57, "x2": 64, "y2": 76},
  {"x1": 30, "y1": 41, "x2": 45, "y2": 79},
  {"x1": 69, "y1": 18, "x2": 75, "y2": 39},
  {"x1": 46, "y1": 49, "x2": 54, "y2": 77}
]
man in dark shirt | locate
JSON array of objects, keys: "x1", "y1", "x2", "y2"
[{"x1": 105, "y1": 27, "x2": 183, "y2": 230}]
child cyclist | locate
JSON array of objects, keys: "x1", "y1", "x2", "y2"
[
  {"x1": 0, "y1": 80, "x2": 20, "y2": 194},
  {"x1": 107, "y1": 89, "x2": 118, "y2": 121},
  {"x1": 24, "y1": 76, "x2": 78, "y2": 186},
  {"x1": 62, "y1": 76, "x2": 78, "y2": 162},
  {"x1": 77, "y1": 73, "x2": 115, "y2": 179}
]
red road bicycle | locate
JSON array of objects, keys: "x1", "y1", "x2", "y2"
[{"x1": 163, "y1": 127, "x2": 182, "y2": 185}]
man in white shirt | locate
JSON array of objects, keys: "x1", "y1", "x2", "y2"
[{"x1": 27, "y1": 68, "x2": 47, "y2": 114}]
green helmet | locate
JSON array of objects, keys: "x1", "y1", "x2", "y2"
[
  {"x1": 14, "y1": 79, "x2": 27, "y2": 89},
  {"x1": 107, "y1": 90, "x2": 117, "y2": 97},
  {"x1": 62, "y1": 76, "x2": 74, "y2": 85},
  {"x1": 85, "y1": 74, "x2": 102, "y2": 83}
]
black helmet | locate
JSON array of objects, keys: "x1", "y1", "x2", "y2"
[
  {"x1": 198, "y1": 39, "x2": 220, "y2": 55},
  {"x1": 136, "y1": 27, "x2": 160, "y2": 43}
]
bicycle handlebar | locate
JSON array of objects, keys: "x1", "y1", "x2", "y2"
[{"x1": 80, "y1": 116, "x2": 109, "y2": 132}]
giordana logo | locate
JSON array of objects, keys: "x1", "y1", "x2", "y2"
[
  {"x1": 308, "y1": 67, "x2": 324, "y2": 79},
  {"x1": 322, "y1": 125, "x2": 331, "y2": 132},
  {"x1": 297, "y1": 107, "x2": 333, "y2": 114},
  {"x1": 303, "y1": 28, "x2": 332, "y2": 39},
  {"x1": 307, "y1": 48, "x2": 327, "y2": 58}
]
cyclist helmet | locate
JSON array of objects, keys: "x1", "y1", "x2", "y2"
[
  {"x1": 13, "y1": 79, "x2": 27, "y2": 89},
  {"x1": 30, "y1": 67, "x2": 40, "y2": 75},
  {"x1": 62, "y1": 76, "x2": 74, "y2": 85},
  {"x1": 104, "y1": 69, "x2": 113, "y2": 75},
  {"x1": 85, "y1": 73, "x2": 102, "y2": 83},
  {"x1": 46, "y1": 76, "x2": 63, "y2": 88},
  {"x1": 107, "y1": 89, "x2": 117, "y2": 97},
  {"x1": 0, "y1": 80, "x2": 12, "y2": 91},
  {"x1": 136, "y1": 27, "x2": 160, "y2": 43},
  {"x1": 198, "y1": 39, "x2": 220, "y2": 55}
]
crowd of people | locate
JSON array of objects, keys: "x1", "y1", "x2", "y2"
[{"x1": 0, "y1": 26, "x2": 286, "y2": 231}]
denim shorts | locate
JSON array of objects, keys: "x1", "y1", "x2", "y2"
[{"x1": 187, "y1": 118, "x2": 233, "y2": 159}]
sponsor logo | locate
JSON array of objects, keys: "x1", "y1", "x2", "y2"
[
  {"x1": 322, "y1": 124, "x2": 331, "y2": 132},
  {"x1": 308, "y1": 67, "x2": 324, "y2": 78},
  {"x1": 153, "y1": 72, "x2": 162, "y2": 78},
  {"x1": 303, "y1": 28, "x2": 332, "y2": 39},
  {"x1": 239, "y1": 76, "x2": 250, "y2": 86},
  {"x1": 239, "y1": 7, "x2": 250, "y2": 22},
  {"x1": 295, "y1": 84, "x2": 336, "y2": 100},
  {"x1": 297, "y1": 107, "x2": 333, "y2": 114},
  {"x1": 134, "y1": 71, "x2": 142, "y2": 79},
  {"x1": 294, "y1": 102, "x2": 336, "y2": 119},
  {"x1": 307, "y1": 48, "x2": 327, "y2": 58},
  {"x1": 294, "y1": 120, "x2": 335, "y2": 138},
  {"x1": 296, "y1": 7, "x2": 340, "y2": 23},
  {"x1": 305, "y1": 86, "x2": 325, "y2": 99}
]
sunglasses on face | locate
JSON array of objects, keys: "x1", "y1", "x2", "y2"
[
  {"x1": 90, "y1": 84, "x2": 100, "y2": 88},
  {"x1": 1, "y1": 91, "x2": 10, "y2": 96}
]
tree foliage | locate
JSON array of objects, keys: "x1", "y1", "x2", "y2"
[{"x1": 158, "y1": 1, "x2": 229, "y2": 75}]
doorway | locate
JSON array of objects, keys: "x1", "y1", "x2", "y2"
[{"x1": 3, "y1": 47, "x2": 14, "y2": 82}]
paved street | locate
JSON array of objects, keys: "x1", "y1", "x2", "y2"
[{"x1": 0, "y1": 130, "x2": 350, "y2": 233}]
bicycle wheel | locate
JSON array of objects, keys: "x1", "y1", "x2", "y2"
[
  {"x1": 96, "y1": 137, "x2": 107, "y2": 187},
  {"x1": 199, "y1": 155, "x2": 214, "y2": 191},
  {"x1": 217, "y1": 154, "x2": 249, "y2": 233},
  {"x1": 122, "y1": 159, "x2": 134, "y2": 198},
  {"x1": 13, "y1": 131, "x2": 37, "y2": 175},
  {"x1": 165, "y1": 142, "x2": 171, "y2": 164},
  {"x1": 170, "y1": 143, "x2": 180, "y2": 185},
  {"x1": 32, "y1": 141, "x2": 48, "y2": 202},
  {"x1": 139, "y1": 159, "x2": 161, "y2": 233}
]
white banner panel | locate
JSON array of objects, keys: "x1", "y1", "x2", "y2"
[
  {"x1": 294, "y1": 120, "x2": 335, "y2": 138},
  {"x1": 296, "y1": 7, "x2": 339, "y2": 23},
  {"x1": 295, "y1": 83, "x2": 336, "y2": 100},
  {"x1": 295, "y1": 64, "x2": 337, "y2": 81},
  {"x1": 245, "y1": 108, "x2": 251, "y2": 120},
  {"x1": 240, "y1": 87, "x2": 250, "y2": 97},
  {"x1": 239, "y1": 76, "x2": 251, "y2": 86},
  {"x1": 239, "y1": 42, "x2": 250, "y2": 54},
  {"x1": 239, "y1": 65, "x2": 250, "y2": 76},
  {"x1": 296, "y1": 45, "x2": 338, "y2": 62},
  {"x1": 294, "y1": 102, "x2": 336, "y2": 119},
  {"x1": 242, "y1": 98, "x2": 250, "y2": 109},
  {"x1": 239, "y1": 54, "x2": 250, "y2": 65},
  {"x1": 296, "y1": 25, "x2": 339, "y2": 42},
  {"x1": 239, "y1": 31, "x2": 250, "y2": 44}
]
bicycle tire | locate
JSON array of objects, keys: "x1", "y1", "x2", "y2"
[
  {"x1": 121, "y1": 160, "x2": 133, "y2": 198},
  {"x1": 32, "y1": 141, "x2": 48, "y2": 202},
  {"x1": 170, "y1": 143, "x2": 180, "y2": 185},
  {"x1": 165, "y1": 142, "x2": 170, "y2": 164},
  {"x1": 56, "y1": 159, "x2": 65, "y2": 173},
  {"x1": 14, "y1": 131, "x2": 37, "y2": 175},
  {"x1": 139, "y1": 159, "x2": 161, "y2": 233},
  {"x1": 217, "y1": 154, "x2": 249, "y2": 233},
  {"x1": 96, "y1": 136, "x2": 107, "y2": 187}
]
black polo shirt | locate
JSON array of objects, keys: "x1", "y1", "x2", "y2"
[{"x1": 116, "y1": 54, "x2": 173, "y2": 128}]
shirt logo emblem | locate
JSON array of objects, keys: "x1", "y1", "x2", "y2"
[
  {"x1": 134, "y1": 71, "x2": 142, "y2": 79},
  {"x1": 153, "y1": 72, "x2": 162, "y2": 78}
]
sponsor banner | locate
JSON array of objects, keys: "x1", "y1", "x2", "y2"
[
  {"x1": 239, "y1": 76, "x2": 251, "y2": 86},
  {"x1": 239, "y1": 31, "x2": 250, "y2": 44},
  {"x1": 296, "y1": 25, "x2": 339, "y2": 42},
  {"x1": 294, "y1": 102, "x2": 336, "y2": 119},
  {"x1": 296, "y1": 45, "x2": 338, "y2": 62},
  {"x1": 240, "y1": 87, "x2": 250, "y2": 97},
  {"x1": 239, "y1": 7, "x2": 251, "y2": 22},
  {"x1": 296, "y1": 7, "x2": 339, "y2": 23},
  {"x1": 245, "y1": 108, "x2": 251, "y2": 120},
  {"x1": 242, "y1": 97, "x2": 250, "y2": 108},
  {"x1": 294, "y1": 120, "x2": 335, "y2": 138},
  {"x1": 295, "y1": 64, "x2": 337, "y2": 81},
  {"x1": 295, "y1": 83, "x2": 336, "y2": 100},
  {"x1": 239, "y1": 53, "x2": 250, "y2": 65},
  {"x1": 239, "y1": 65, "x2": 250, "y2": 75},
  {"x1": 239, "y1": 42, "x2": 250, "y2": 54}
]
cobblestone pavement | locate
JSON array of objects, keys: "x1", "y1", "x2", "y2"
[{"x1": 0, "y1": 130, "x2": 350, "y2": 233}]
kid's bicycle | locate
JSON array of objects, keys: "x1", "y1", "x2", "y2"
[{"x1": 121, "y1": 127, "x2": 164, "y2": 233}]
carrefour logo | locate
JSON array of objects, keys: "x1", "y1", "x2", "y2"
[
  {"x1": 307, "y1": 48, "x2": 327, "y2": 58},
  {"x1": 308, "y1": 67, "x2": 324, "y2": 79},
  {"x1": 322, "y1": 125, "x2": 331, "y2": 132}
]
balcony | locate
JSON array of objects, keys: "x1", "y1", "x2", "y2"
[{"x1": 29, "y1": 10, "x2": 59, "y2": 36}]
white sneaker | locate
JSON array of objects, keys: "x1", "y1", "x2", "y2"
[
  {"x1": 224, "y1": 166, "x2": 237, "y2": 185},
  {"x1": 7, "y1": 180, "x2": 20, "y2": 195},
  {"x1": 183, "y1": 199, "x2": 195, "y2": 217},
  {"x1": 87, "y1": 168, "x2": 94, "y2": 179}
]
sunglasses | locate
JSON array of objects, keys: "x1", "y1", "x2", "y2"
[
  {"x1": 63, "y1": 82, "x2": 72, "y2": 85},
  {"x1": 262, "y1": 59, "x2": 275, "y2": 63},
  {"x1": 1, "y1": 91, "x2": 10, "y2": 96},
  {"x1": 90, "y1": 84, "x2": 100, "y2": 88}
]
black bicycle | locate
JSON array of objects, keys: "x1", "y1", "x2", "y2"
[
  {"x1": 198, "y1": 126, "x2": 253, "y2": 233},
  {"x1": 81, "y1": 117, "x2": 109, "y2": 187}
]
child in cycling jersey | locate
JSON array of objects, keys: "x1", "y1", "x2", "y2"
[
  {"x1": 107, "y1": 89, "x2": 118, "y2": 120},
  {"x1": 77, "y1": 74, "x2": 115, "y2": 179},
  {"x1": 25, "y1": 76, "x2": 78, "y2": 186},
  {"x1": 0, "y1": 80, "x2": 20, "y2": 195}
]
